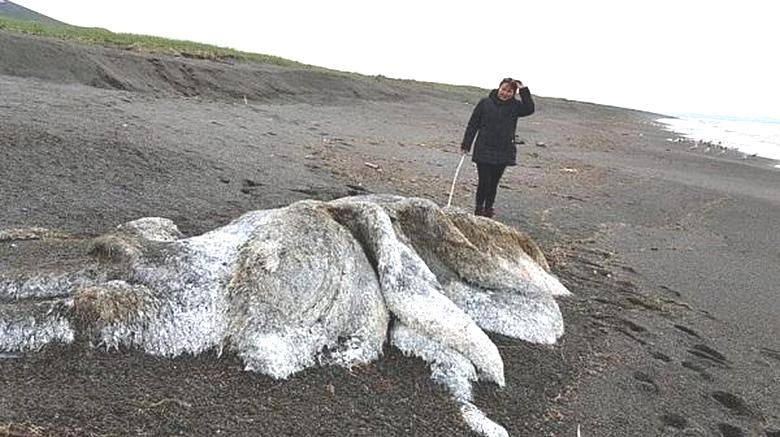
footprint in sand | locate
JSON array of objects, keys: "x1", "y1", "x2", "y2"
[
  {"x1": 659, "y1": 413, "x2": 688, "y2": 430},
  {"x1": 240, "y1": 178, "x2": 265, "y2": 195},
  {"x1": 619, "y1": 318, "x2": 647, "y2": 333},
  {"x1": 673, "y1": 323, "x2": 701, "y2": 338},
  {"x1": 632, "y1": 371, "x2": 659, "y2": 394},
  {"x1": 681, "y1": 360, "x2": 712, "y2": 381},
  {"x1": 613, "y1": 317, "x2": 650, "y2": 346},
  {"x1": 649, "y1": 350, "x2": 672, "y2": 362},
  {"x1": 717, "y1": 422, "x2": 744, "y2": 437},
  {"x1": 658, "y1": 284, "x2": 682, "y2": 297},
  {"x1": 759, "y1": 347, "x2": 780, "y2": 364},
  {"x1": 687, "y1": 344, "x2": 728, "y2": 368},
  {"x1": 711, "y1": 391, "x2": 754, "y2": 417}
]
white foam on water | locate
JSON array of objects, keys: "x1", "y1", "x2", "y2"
[{"x1": 658, "y1": 116, "x2": 780, "y2": 162}]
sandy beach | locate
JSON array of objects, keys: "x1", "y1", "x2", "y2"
[{"x1": 1, "y1": 30, "x2": 779, "y2": 436}]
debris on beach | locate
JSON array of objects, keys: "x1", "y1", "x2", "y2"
[{"x1": 0, "y1": 195, "x2": 570, "y2": 437}]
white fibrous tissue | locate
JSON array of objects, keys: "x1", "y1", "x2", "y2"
[{"x1": 0, "y1": 195, "x2": 570, "y2": 437}]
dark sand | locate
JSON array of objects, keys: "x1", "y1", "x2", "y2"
[{"x1": 1, "y1": 30, "x2": 779, "y2": 436}]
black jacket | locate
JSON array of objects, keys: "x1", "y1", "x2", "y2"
[{"x1": 461, "y1": 87, "x2": 535, "y2": 166}]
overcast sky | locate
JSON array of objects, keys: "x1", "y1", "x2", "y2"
[{"x1": 15, "y1": 0, "x2": 780, "y2": 119}]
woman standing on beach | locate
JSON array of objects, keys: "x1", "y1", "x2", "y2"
[{"x1": 461, "y1": 78, "x2": 535, "y2": 217}]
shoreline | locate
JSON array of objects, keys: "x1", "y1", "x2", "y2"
[
  {"x1": 657, "y1": 115, "x2": 780, "y2": 163},
  {"x1": 2, "y1": 31, "x2": 780, "y2": 436}
]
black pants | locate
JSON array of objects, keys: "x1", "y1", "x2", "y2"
[{"x1": 475, "y1": 163, "x2": 506, "y2": 209}]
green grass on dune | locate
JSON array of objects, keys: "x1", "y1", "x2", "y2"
[
  {"x1": 0, "y1": 16, "x2": 302, "y2": 66},
  {"x1": 0, "y1": 16, "x2": 484, "y2": 96}
]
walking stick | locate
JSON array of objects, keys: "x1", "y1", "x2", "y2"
[{"x1": 446, "y1": 154, "x2": 466, "y2": 208}]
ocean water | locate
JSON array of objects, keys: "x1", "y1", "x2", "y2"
[{"x1": 657, "y1": 115, "x2": 780, "y2": 166}]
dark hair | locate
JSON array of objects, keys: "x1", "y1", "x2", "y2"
[{"x1": 499, "y1": 77, "x2": 518, "y2": 91}]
